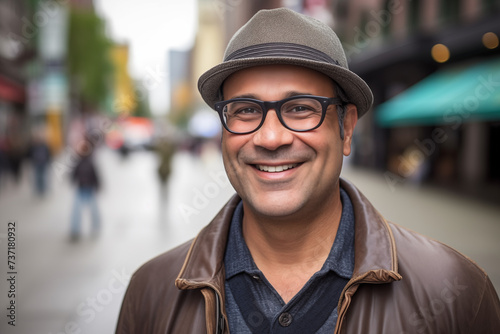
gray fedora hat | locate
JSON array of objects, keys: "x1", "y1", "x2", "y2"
[{"x1": 198, "y1": 8, "x2": 373, "y2": 117}]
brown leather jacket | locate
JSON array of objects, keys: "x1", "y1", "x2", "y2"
[{"x1": 116, "y1": 179, "x2": 500, "y2": 333}]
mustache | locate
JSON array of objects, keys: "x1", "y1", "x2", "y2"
[{"x1": 239, "y1": 146, "x2": 313, "y2": 163}]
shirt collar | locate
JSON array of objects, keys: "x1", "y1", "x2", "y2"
[
  {"x1": 321, "y1": 187, "x2": 355, "y2": 279},
  {"x1": 224, "y1": 187, "x2": 355, "y2": 280},
  {"x1": 224, "y1": 201, "x2": 258, "y2": 279}
]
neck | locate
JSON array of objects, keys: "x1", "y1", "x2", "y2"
[{"x1": 242, "y1": 190, "x2": 343, "y2": 272}]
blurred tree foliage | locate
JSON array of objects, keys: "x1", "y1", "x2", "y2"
[{"x1": 67, "y1": 9, "x2": 112, "y2": 110}]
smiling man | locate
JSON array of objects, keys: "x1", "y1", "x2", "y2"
[{"x1": 116, "y1": 8, "x2": 500, "y2": 334}]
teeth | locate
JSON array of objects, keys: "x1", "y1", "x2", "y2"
[{"x1": 257, "y1": 163, "x2": 298, "y2": 172}]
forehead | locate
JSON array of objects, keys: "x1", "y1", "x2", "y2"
[{"x1": 222, "y1": 64, "x2": 335, "y2": 99}]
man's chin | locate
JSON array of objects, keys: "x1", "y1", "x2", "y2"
[{"x1": 245, "y1": 195, "x2": 306, "y2": 220}]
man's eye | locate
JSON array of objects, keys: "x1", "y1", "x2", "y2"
[
  {"x1": 286, "y1": 105, "x2": 315, "y2": 113},
  {"x1": 236, "y1": 107, "x2": 259, "y2": 114},
  {"x1": 291, "y1": 106, "x2": 309, "y2": 112}
]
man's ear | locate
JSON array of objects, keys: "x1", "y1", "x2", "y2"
[{"x1": 343, "y1": 104, "x2": 358, "y2": 156}]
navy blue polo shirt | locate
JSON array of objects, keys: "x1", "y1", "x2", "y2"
[{"x1": 224, "y1": 188, "x2": 355, "y2": 333}]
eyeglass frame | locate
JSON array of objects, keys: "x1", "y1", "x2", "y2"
[{"x1": 214, "y1": 95, "x2": 343, "y2": 135}]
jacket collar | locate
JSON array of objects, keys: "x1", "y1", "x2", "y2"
[
  {"x1": 175, "y1": 195, "x2": 239, "y2": 292},
  {"x1": 340, "y1": 179, "x2": 401, "y2": 283},
  {"x1": 175, "y1": 178, "x2": 401, "y2": 292}
]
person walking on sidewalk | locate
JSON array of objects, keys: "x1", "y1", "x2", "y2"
[
  {"x1": 116, "y1": 8, "x2": 500, "y2": 333},
  {"x1": 70, "y1": 141, "x2": 101, "y2": 241},
  {"x1": 30, "y1": 131, "x2": 52, "y2": 196},
  {"x1": 155, "y1": 135, "x2": 176, "y2": 192}
]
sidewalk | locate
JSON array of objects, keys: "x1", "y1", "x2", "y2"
[
  {"x1": 0, "y1": 147, "x2": 498, "y2": 333},
  {"x1": 0, "y1": 147, "x2": 235, "y2": 334}
]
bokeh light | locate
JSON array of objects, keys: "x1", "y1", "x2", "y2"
[
  {"x1": 482, "y1": 32, "x2": 499, "y2": 49},
  {"x1": 431, "y1": 44, "x2": 450, "y2": 63}
]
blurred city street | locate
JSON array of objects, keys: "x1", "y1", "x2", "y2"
[{"x1": 0, "y1": 147, "x2": 499, "y2": 334}]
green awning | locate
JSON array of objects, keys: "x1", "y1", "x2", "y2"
[{"x1": 376, "y1": 58, "x2": 500, "y2": 127}]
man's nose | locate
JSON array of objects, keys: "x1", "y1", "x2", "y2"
[{"x1": 252, "y1": 109, "x2": 294, "y2": 150}]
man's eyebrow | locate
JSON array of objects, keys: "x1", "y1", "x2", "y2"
[
  {"x1": 229, "y1": 91, "x2": 316, "y2": 100},
  {"x1": 283, "y1": 91, "x2": 315, "y2": 98},
  {"x1": 230, "y1": 93, "x2": 260, "y2": 99}
]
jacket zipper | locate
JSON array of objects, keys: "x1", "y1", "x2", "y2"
[{"x1": 215, "y1": 291, "x2": 225, "y2": 334}]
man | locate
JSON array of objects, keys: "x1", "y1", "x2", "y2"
[{"x1": 116, "y1": 8, "x2": 500, "y2": 333}]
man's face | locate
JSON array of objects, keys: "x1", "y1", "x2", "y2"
[{"x1": 221, "y1": 65, "x2": 357, "y2": 221}]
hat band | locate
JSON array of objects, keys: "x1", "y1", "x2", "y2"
[{"x1": 224, "y1": 42, "x2": 340, "y2": 66}]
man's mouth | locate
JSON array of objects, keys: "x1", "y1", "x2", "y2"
[{"x1": 255, "y1": 163, "x2": 299, "y2": 173}]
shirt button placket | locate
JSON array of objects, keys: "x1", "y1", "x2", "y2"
[{"x1": 278, "y1": 312, "x2": 293, "y2": 327}]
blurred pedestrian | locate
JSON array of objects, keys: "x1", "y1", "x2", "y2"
[
  {"x1": 70, "y1": 141, "x2": 101, "y2": 241},
  {"x1": 117, "y1": 8, "x2": 500, "y2": 333},
  {"x1": 30, "y1": 131, "x2": 52, "y2": 196},
  {"x1": 155, "y1": 136, "x2": 176, "y2": 188}
]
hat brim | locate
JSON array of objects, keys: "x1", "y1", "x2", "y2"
[{"x1": 198, "y1": 57, "x2": 373, "y2": 118}]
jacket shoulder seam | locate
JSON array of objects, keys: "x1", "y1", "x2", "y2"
[
  {"x1": 377, "y1": 212, "x2": 399, "y2": 273},
  {"x1": 176, "y1": 234, "x2": 200, "y2": 283},
  {"x1": 468, "y1": 273, "x2": 488, "y2": 333}
]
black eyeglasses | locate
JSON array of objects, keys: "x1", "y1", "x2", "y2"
[{"x1": 214, "y1": 95, "x2": 342, "y2": 135}]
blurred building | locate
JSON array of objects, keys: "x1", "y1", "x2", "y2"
[
  {"x1": 335, "y1": 0, "x2": 500, "y2": 202},
  {"x1": 166, "y1": 0, "x2": 226, "y2": 137},
  {"x1": 169, "y1": 49, "x2": 193, "y2": 126},
  {"x1": 110, "y1": 43, "x2": 136, "y2": 115},
  {"x1": 35, "y1": 0, "x2": 69, "y2": 153},
  {"x1": 0, "y1": 0, "x2": 30, "y2": 107},
  {"x1": 0, "y1": 0, "x2": 34, "y2": 170}
]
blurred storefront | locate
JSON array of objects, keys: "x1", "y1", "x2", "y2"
[
  {"x1": 1, "y1": 0, "x2": 116, "y2": 174},
  {"x1": 338, "y1": 0, "x2": 500, "y2": 202},
  {"x1": 0, "y1": 0, "x2": 34, "y2": 180},
  {"x1": 33, "y1": 0, "x2": 69, "y2": 154}
]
